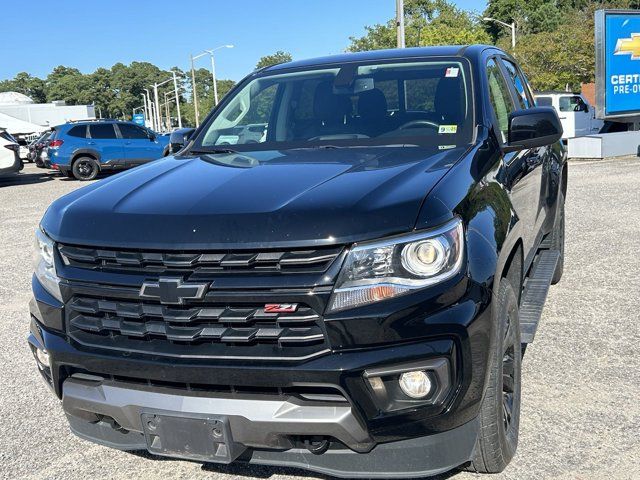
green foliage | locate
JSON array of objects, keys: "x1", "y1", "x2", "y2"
[
  {"x1": 505, "y1": 11, "x2": 595, "y2": 91},
  {"x1": 348, "y1": 0, "x2": 490, "y2": 51},
  {"x1": 0, "y1": 72, "x2": 47, "y2": 103},
  {"x1": 494, "y1": 1, "x2": 637, "y2": 91},
  {"x1": 0, "y1": 62, "x2": 236, "y2": 127},
  {"x1": 255, "y1": 51, "x2": 293, "y2": 69}
]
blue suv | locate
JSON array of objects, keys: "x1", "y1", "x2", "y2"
[{"x1": 48, "y1": 120, "x2": 170, "y2": 180}]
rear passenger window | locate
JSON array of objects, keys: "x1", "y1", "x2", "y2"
[
  {"x1": 89, "y1": 124, "x2": 117, "y2": 139},
  {"x1": 536, "y1": 96, "x2": 553, "y2": 107},
  {"x1": 487, "y1": 59, "x2": 516, "y2": 143},
  {"x1": 67, "y1": 125, "x2": 87, "y2": 138},
  {"x1": 118, "y1": 123, "x2": 149, "y2": 140},
  {"x1": 501, "y1": 59, "x2": 532, "y2": 109}
]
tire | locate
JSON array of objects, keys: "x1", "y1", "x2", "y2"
[
  {"x1": 551, "y1": 190, "x2": 565, "y2": 284},
  {"x1": 468, "y1": 279, "x2": 522, "y2": 473},
  {"x1": 72, "y1": 157, "x2": 99, "y2": 181}
]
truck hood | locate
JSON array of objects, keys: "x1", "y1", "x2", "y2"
[{"x1": 42, "y1": 146, "x2": 465, "y2": 249}]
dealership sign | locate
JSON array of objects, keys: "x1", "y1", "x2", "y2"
[
  {"x1": 132, "y1": 113, "x2": 145, "y2": 126},
  {"x1": 596, "y1": 9, "x2": 640, "y2": 118}
]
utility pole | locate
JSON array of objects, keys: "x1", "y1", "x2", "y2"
[
  {"x1": 396, "y1": 0, "x2": 405, "y2": 48},
  {"x1": 190, "y1": 54, "x2": 200, "y2": 127}
]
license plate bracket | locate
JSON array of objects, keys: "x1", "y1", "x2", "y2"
[{"x1": 141, "y1": 412, "x2": 244, "y2": 463}]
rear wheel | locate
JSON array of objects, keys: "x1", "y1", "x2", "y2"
[
  {"x1": 72, "y1": 157, "x2": 99, "y2": 181},
  {"x1": 469, "y1": 279, "x2": 522, "y2": 473}
]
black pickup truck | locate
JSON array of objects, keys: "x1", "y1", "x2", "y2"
[{"x1": 29, "y1": 45, "x2": 566, "y2": 478}]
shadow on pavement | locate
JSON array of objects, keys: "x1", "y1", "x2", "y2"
[{"x1": 0, "y1": 170, "x2": 58, "y2": 187}]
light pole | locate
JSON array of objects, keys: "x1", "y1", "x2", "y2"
[
  {"x1": 171, "y1": 71, "x2": 182, "y2": 128},
  {"x1": 151, "y1": 77, "x2": 174, "y2": 133},
  {"x1": 190, "y1": 54, "x2": 200, "y2": 127},
  {"x1": 483, "y1": 17, "x2": 516, "y2": 49},
  {"x1": 191, "y1": 44, "x2": 234, "y2": 125},
  {"x1": 164, "y1": 92, "x2": 176, "y2": 130},
  {"x1": 143, "y1": 88, "x2": 153, "y2": 129},
  {"x1": 141, "y1": 93, "x2": 149, "y2": 124},
  {"x1": 204, "y1": 45, "x2": 234, "y2": 105},
  {"x1": 396, "y1": 0, "x2": 405, "y2": 48}
]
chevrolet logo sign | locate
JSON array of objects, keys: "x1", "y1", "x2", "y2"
[
  {"x1": 139, "y1": 278, "x2": 209, "y2": 305},
  {"x1": 614, "y1": 33, "x2": 640, "y2": 59}
]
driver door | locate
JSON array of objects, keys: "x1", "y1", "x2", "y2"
[{"x1": 116, "y1": 123, "x2": 161, "y2": 166}]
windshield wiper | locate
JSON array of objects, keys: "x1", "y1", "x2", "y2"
[
  {"x1": 291, "y1": 145, "x2": 344, "y2": 151},
  {"x1": 187, "y1": 147, "x2": 239, "y2": 155}
]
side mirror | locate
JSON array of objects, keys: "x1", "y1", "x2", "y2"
[
  {"x1": 169, "y1": 128, "x2": 196, "y2": 153},
  {"x1": 505, "y1": 107, "x2": 563, "y2": 152},
  {"x1": 148, "y1": 132, "x2": 157, "y2": 142}
]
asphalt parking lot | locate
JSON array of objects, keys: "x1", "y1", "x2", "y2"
[{"x1": 1, "y1": 160, "x2": 639, "y2": 480}]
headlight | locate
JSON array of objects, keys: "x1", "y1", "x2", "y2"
[
  {"x1": 328, "y1": 218, "x2": 464, "y2": 312},
  {"x1": 34, "y1": 228, "x2": 62, "y2": 301}
]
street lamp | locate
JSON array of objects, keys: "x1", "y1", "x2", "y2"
[
  {"x1": 190, "y1": 44, "x2": 234, "y2": 126},
  {"x1": 152, "y1": 78, "x2": 173, "y2": 132},
  {"x1": 164, "y1": 92, "x2": 177, "y2": 130},
  {"x1": 483, "y1": 17, "x2": 516, "y2": 49},
  {"x1": 143, "y1": 89, "x2": 153, "y2": 129},
  {"x1": 141, "y1": 93, "x2": 150, "y2": 125}
]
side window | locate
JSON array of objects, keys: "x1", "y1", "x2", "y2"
[
  {"x1": 67, "y1": 125, "x2": 87, "y2": 138},
  {"x1": 501, "y1": 59, "x2": 532, "y2": 109},
  {"x1": 487, "y1": 59, "x2": 516, "y2": 143},
  {"x1": 559, "y1": 95, "x2": 587, "y2": 112},
  {"x1": 118, "y1": 123, "x2": 149, "y2": 140},
  {"x1": 89, "y1": 124, "x2": 117, "y2": 139},
  {"x1": 536, "y1": 96, "x2": 553, "y2": 107}
]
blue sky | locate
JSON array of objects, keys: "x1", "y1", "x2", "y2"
[{"x1": 2, "y1": 0, "x2": 486, "y2": 81}]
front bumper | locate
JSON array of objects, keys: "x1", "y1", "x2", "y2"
[{"x1": 61, "y1": 375, "x2": 477, "y2": 478}]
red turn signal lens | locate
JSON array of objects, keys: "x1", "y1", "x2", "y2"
[{"x1": 49, "y1": 139, "x2": 64, "y2": 148}]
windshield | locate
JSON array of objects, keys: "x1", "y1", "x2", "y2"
[{"x1": 193, "y1": 58, "x2": 472, "y2": 151}]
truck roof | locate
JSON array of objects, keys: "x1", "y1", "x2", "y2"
[{"x1": 263, "y1": 45, "x2": 496, "y2": 73}]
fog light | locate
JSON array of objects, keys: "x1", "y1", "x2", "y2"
[
  {"x1": 399, "y1": 370, "x2": 432, "y2": 399},
  {"x1": 35, "y1": 347, "x2": 50, "y2": 368}
]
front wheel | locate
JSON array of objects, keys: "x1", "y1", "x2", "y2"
[
  {"x1": 468, "y1": 279, "x2": 522, "y2": 473},
  {"x1": 72, "y1": 157, "x2": 99, "y2": 181}
]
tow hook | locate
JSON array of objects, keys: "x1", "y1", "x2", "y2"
[{"x1": 303, "y1": 437, "x2": 330, "y2": 455}]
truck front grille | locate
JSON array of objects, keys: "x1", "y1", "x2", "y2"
[
  {"x1": 58, "y1": 244, "x2": 343, "y2": 275},
  {"x1": 66, "y1": 291, "x2": 330, "y2": 360}
]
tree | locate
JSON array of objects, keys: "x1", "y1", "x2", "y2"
[
  {"x1": 505, "y1": 7, "x2": 595, "y2": 91},
  {"x1": 255, "y1": 51, "x2": 292, "y2": 69},
  {"x1": 0, "y1": 72, "x2": 47, "y2": 103},
  {"x1": 348, "y1": 0, "x2": 490, "y2": 51}
]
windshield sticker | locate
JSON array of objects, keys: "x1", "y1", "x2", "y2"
[
  {"x1": 438, "y1": 125, "x2": 458, "y2": 134},
  {"x1": 445, "y1": 67, "x2": 460, "y2": 78}
]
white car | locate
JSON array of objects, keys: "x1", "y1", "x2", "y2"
[
  {"x1": 0, "y1": 129, "x2": 23, "y2": 177},
  {"x1": 535, "y1": 92, "x2": 604, "y2": 140}
]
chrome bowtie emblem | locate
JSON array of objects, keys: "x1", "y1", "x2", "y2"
[{"x1": 139, "y1": 278, "x2": 209, "y2": 305}]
